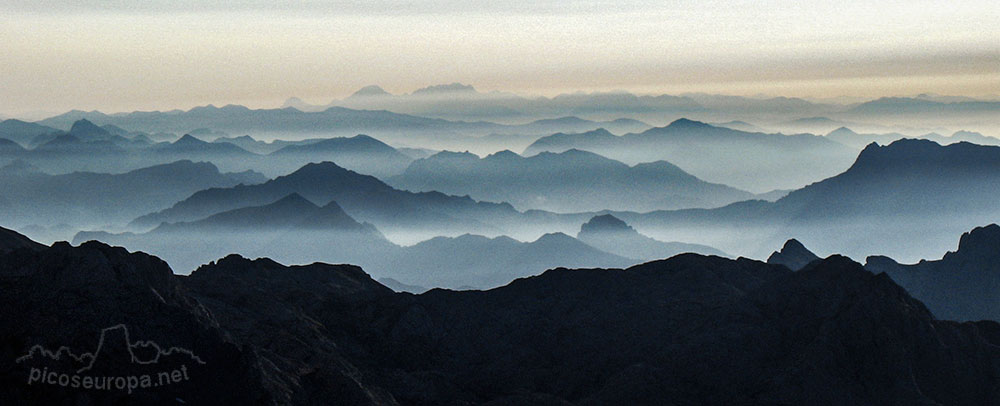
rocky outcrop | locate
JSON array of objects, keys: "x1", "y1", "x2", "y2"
[
  {"x1": 767, "y1": 238, "x2": 820, "y2": 270},
  {"x1": 866, "y1": 224, "x2": 1000, "y2": 321}
]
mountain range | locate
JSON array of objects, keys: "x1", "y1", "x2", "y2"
[
  {"x1": 611, "y1": 138, "x2": 1000, "y2": 262},
  {"x1": 0, "y1": 159, "x2": 265, "y2": 237},
  {"x1": 825, "y1": 127, "x2": 1000, "y2": 149},
  {"x1": 523, "y1": 119, "x2": 859, "y2": 192},
  {"x1": 1, "y1": 119, "x2": 422, "y2": 179},
  {"x1": 866, "y1": 224, "x2": 1000, "y2": 322},
  {"x1": 389, "y1": 148, "x2": 757, "y2": 212},
  {"x1": 127, "y1": 161, "x2": 521, "y2": 240},
  {"x1": 76, "y1": 194, "x2": 633, "y2": 288},
  {"x1": 6, "y1": 227, "x2": 1000, "y2": 404}
]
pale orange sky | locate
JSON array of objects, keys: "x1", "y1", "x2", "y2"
[{"x1": 1, "y1": 0, "x2": 999, "y2": 117}]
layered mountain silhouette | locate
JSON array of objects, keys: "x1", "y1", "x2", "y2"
[
  {"x1": 78, "y1": 193, "x2": 394, "y2": 273},
  {"x1": 268, "y1": 134, "x2": 413, "y2": 178},
  {"x1": 577, "y1": 214, "x2": 725, "y2": 260},
  {"x1": 0, "y1": 119, "x2": 60, "y2": 147},
  {"x1": 6, "y1": 228, "x2": 1000, "y2": 404},
  {"x1": 154, "y1": 193, "x2": 376, "y2": 233},
  {"x1": 129, "y1": 161, "x2": 520, "y2": 237},
  {"x1": 284, "y1": 84, "x2": 697, "y2": 123},
  {"x1": 866, "y1": 224, "x2": 1000, "y2": 322},
  {"x1": 623, "y1": 138, "x2": 1000, "y2": 261},
  {"x1": 826, "y1": 126, "x2": 1000, "y2": 149},
  {"x1": 0, "y1": 160, "x2": 266, "y2": 232},
  {"x1": 523, "y1": 118, "x2": 858, "y2": 192},
  {"x1": 4, "y1": 118, "x2": 423, "y2": 178},
  {"x1": 848, "y1": 97, "x2": 1000, "y2": 118},
  {"x1": 373, "y1": 232, "x2": 635, "y2": 289},
  {"x1": 389, "y1": 148, "x2": 754, "y2": 212},
  {"x1": 79, "y1": 194, "x2": 623, "y2": 287}
]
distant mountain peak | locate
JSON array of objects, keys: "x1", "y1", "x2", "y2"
[
  {"x1": 174, "y1": 134, "x2": 207, "y2": 146},
  {"x1": 68, "y1": 119, "x2": 112, "y2": 140},
  {"x1": 827, "y1": 127, "x2": 858, "y2": 136},
  {"x1": 412, "y1": 83, "x2": 477, "y2": 95},
  {"x1": 348, "y1": 85, "x2": 391, "y2": 98},
  {"x1": 767, "y1": 239, "x2": 820, "y2": 271},
  {"x1": 484, "y1": 149, "x2": 520, "y2": 160},
  {"x1": 665, "y1": 118, "x2": 712, "y2": 130},
  {"x1": 533, "y1": 232, "x2": 577, "y2": 244},
  {"x1": 579, "y1": 214, "x2": 635, "y2": 235}
]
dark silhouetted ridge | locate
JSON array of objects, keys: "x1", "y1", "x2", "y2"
[{"x1": 767, "y1": 239, "x2": 820, "y2": 271}]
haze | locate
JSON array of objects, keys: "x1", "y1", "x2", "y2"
[{"x1": 2, "y1": 0, "x2": 999, "y2": 117}]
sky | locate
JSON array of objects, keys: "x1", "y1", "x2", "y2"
[{"x1": 1, "y1": 0, "x2": 999, "y2": 117}]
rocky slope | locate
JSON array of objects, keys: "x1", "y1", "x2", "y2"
[{"x1": 4, "y1": 227, "x2": 1000, "y2": 404}]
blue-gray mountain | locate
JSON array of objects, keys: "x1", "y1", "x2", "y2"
[
  {"x1": 77, "y1": 195, "x2": 633, "y2": 288},
  {"x1": 613, "y1": 138, "x2": 1000, "y2": 261},
  {"x1": 0, "y1": 159, "x2": 265, "y2": 233},
  {"x1": 388, "y1": 148, "x2": 757, "y2": 212},
  {"x1": 523, "y1": 119, "x2": 858, "y2": 192},
  {"x1": 577, "y1": 214, "x2": 725, "y2": 260}
]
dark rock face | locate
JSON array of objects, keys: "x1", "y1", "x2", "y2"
[
  {"x1": 866, "y1": 224, "x2": 1000, "y2": 321},
  {"x1": 766, "y1": 238, "x2": 820, "y2": 270},
  {"x1": 0, "y1": 240, "x2": 270, "y2": 405},
  {"x1": 182, "y1": 255, "x2": 398, "y2": 405},
  {"x1": 5, "y1": 227, "x2": 1000, "y2": 405},
  {"x1": 0, "y1": 227, "x2": 44, "y2": 254}
]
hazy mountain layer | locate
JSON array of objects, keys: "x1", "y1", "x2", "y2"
[
  {"x1": 577, "y1": 214, "x2": 725, "y2": 260},
  {"x1": 78, "y1": 198, "x2": 629, "y2": 288},
  {"x1": 5, "y1": 119, "x2": 420, "y2": 179},
  {"x1": 389, "y1": 148, "x2": 755, "y2": 212},
  {"x1": 611, "y1": 139, "x2": 1000, "y2": 262},
  {"x1": 826, "y1": 127, "x2": 1000, "y2": 149},
  {"x1": 524, "y1": 119, "x2": 858, "y2": 192},
  {"x1": 129, "y1": 161, "x2": 523, "y2": 238},
  {"x1": 0, "y1": 159, "x2": 265, "y2": 233}
]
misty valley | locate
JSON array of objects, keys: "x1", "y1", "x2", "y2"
[{"x1": 3, "y1": 86, "x2": 1000, "y2": 405}]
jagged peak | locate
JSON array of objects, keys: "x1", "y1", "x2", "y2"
[
  {"x1": 953, "y1": 224, "x2": 1000, "y2": 260},
  {"x1": 766, "y1": 238, "x2": 820, "y2": 271}
]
